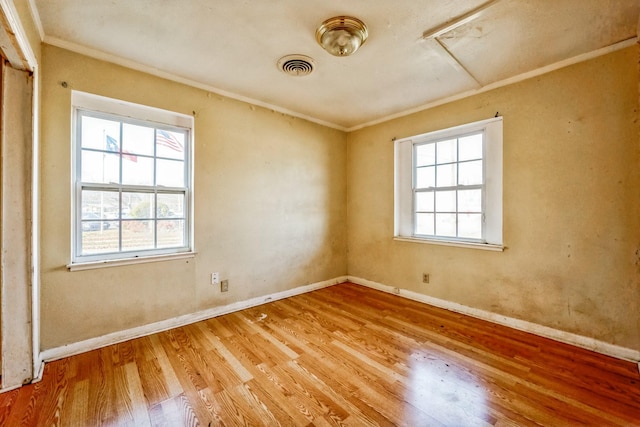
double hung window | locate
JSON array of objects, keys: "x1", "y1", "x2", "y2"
[
  {"x1": 71, "y1": 92, "x2": 193, "y2": 264},
  {"x1": 395, "y1": 117, "x2": 502, "y2": 249}
]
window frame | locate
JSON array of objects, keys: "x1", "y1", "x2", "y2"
[
  {"x1": 70, "y1": 91, "x2": 195, "y2": 267},
  {"x1": 394, "y1": 117, "x2": 503, "y2": 250}
]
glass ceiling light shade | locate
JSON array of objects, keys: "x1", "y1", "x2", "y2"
[{"x1": 315, "y1": 16, "x2": 368, "y2": 57}]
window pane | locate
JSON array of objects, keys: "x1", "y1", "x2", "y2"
[
  {"x1": 459, "y1": 133, "x2": 483, "y2": 161},
  {"x1": 158, "y1": 220, "x2": 185, "y2": 248},
  {"x1": 435, "y1": 191, "x2": 456, "y2": 212},
  {"x1": 415, "y1": 192, "x2": 434, "y2": 212},
  {"x1": 458, "y1": 189, "x2": 482, "y2": 212},
  {"x1": 122, "y1": 156, "x2": 154, "y2": 186},
  {"x1": 415, "y1": 166, "x2": 435, "y2": 189},
  {"x1": 122, "y1": 220, "x2": 154, "y2": 251},
  {"x1": 435, "y1": 213, "x2": 456, "y2": 237},
  {"x1": 81, "y1": 150, "x2": 120, "y2": 184},
  {"x1": 437, "y1": 139, "x2": 457, "y2": 164},
  {"x1": 436, "y1": 164, "x2": 457, "y2": 187},
  {"x1": 459, "y1": 214, "x2": 482, "y2": 239},
  {"x1": 157, "y1": 193, "x2": 185, "y2": 218},
  {"x1": 415, "y1": 213, "x2": 434, "y2": 235},
  {"x1": 157, "y1": 159, "x2": 185, "y2": 187},
  {"x1": 156, "y1": 130, "x2": 185, "y2": 160},
  {"x1": 82, "y1": 190, "x2": 119, "y2": 219},
  {"x1": 122, "y1": 123, "x2": 154, "y2": 156},
  {"x1": 415, "y1": 143, "x2": 435, "y2": 167},
  {"x1": 459, "y1": 160, "x2": 483, "y2": 186},
  {"x1": 81, "y1": 116, "x2": 120, "y2": 150},
  {"x1": 81, "y1": 225, "x2": 119, "y2": 255},
  {"x1": 81, "y1": 220, "x2": 111, "y2": 233},
  {"x1": 74, "y1": 100, "x2": 192, "y2": 262},
  {"x1": 397, "y1": 118, "x2": 501, "y2": 246},
  {"x1": 124, "y1": 192, "x2": 155, "y2": 219}
]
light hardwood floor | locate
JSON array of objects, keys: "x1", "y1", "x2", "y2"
[{"x1": 1, "y1": 282, "x2": 639, "y2": 426}]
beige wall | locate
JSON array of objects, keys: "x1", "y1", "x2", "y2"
[
  {"x1": 347, "y1": 45, "x2": 640, "y2": 351},
  {"x1": 40, "y1": 41, "x2": 639, "y2": 353},
  {"x1": 40, "y1": 45, "x2": 347, "y2": 350}
]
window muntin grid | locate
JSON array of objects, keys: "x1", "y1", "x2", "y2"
[
  {"x1": 413, "y1": 131, "x2": 485, "y2": 241},
  {"x1": 73, "y1": 109, "x2": 191, "y2": 262}
]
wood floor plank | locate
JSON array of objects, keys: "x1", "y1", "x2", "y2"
[
  {"x1": 149, "y1": 393, "x2": 200, "y2": 427},
  {"x1": 2, "y1": 282, "x2": 639, "y2": 425},
  {"x1": 84, "y1": 348, "x2": 114, "y2": 425},
  {"x1": 148, "y1": 334, "x2": 184, "y2": 398},
  {"x1": 131, "y1": 349, "x2": 172, "y2": 407},
  {"x1": 243, "y1": 377, "x2": 308, "y2": 426},
  {"x1": 294, "y1": 354, "x2": 395, "y2": 426},
  {"x1": 158, "y1": 328, "x2": 210, "y2": 392},
  {"x1": 194, "y1": 322, "x2": 254, "y2": 383},
  {"x1": 0, "y1": 389, "x2": 20, "y2": 425},
  {"x1": 273, "y1": 361, "x2": 351, "y2": 423},
  {"x1": 288, "y1": 358, "x2": 390, "y2": 427},
  {"x1": 124, "y1": 362, "x2": 152, "y2": 426},
  {"x1": 234, "y1": 311, "x2": 300, "y2": 360},
  {"x1": 211, "y1": 387, "x2": 265, "y2": 426},
  {"x1": 62, "y1": 379, "x2": 89, "y2": 427},
  {"x1": 29, "y1": 357, "x2": 71, "y2": 426}
]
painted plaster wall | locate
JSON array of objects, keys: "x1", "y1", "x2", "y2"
[
  {"x1": 347, "y1": 45, "x2": 640, "y2": 351},
  {"x1": 40, "y1": 45, "x2": 347, "y2": 350}
]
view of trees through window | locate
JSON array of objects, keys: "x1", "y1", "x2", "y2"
[{"x1": 81, "y1": 190, "x2": 185, "y2": 254}]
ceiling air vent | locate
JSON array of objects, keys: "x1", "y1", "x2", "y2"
[{"x1": 278, "y1": 55, "x2": 315, "y2": 77}]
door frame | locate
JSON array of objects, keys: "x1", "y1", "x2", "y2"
[{"x1": 0, "y1": 0, "x2": 40, "y2": 391}]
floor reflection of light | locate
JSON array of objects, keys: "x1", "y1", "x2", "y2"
[{"x1": 404, "y1": 351, "x2": 491, "y2": 426}]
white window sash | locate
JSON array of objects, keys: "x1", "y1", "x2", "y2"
[
  {"x1": 395, "y1": 117, "x2": 502, "y2": 247},
  {"x1": 70, "y1": 91, "x2": 194, "y2": 264}
]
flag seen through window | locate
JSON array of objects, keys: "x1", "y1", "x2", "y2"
[{"x1": 75, "y1": 109, "x2": 191, "y2": 261}]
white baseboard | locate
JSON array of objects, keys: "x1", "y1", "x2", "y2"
[
  {"x1": 39, "y1": 275, "x2": 640, "y2": 366},
  {"x1": 31, "y1": 358, "x2": 44, "y2": 384},
  {"x1": 348, "y1": 276, "x2": 640, "y2": 363},
  {"x1": 41, "y1": 276, "x2": 348, "y2": 362}
]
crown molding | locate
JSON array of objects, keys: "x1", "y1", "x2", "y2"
[
  {"x1": 43, "y1": 35, "x2": 349, "y2": 132},
  {"x1": 26, "y1": 0, "x2": 43, "y2": 41},
  {"x1": 41, "y1": 33, "x2": 638, "y2": 134},
  {"x1": 347, "y1": 37, "x2": 638, "y2": 132}
]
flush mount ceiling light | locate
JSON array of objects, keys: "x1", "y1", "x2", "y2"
[{"x1": 316, "y1": 16, "x2": 368, "y2": 57}]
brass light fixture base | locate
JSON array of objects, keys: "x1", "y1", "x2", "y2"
[{"x1": 316, "y1": 16, "x2": 368, "y2": 57}]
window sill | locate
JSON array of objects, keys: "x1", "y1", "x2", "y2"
[
  {"x1": 67, "y1": 251, "x2": 197, "y2": 271},
  {"x1": 393, "y1": 236, "x2": 504, "y2": 252}
]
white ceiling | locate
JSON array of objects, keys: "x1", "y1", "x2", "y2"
[{"x1": 32, "y1": 0, "x2": 640, "y2": 130}]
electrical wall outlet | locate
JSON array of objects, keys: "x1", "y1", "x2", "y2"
[
  {"x1": 211, "y1": 272, "x2": 220, "y2": 285},
  {"x1": 423, "y1": 273, "x2": 430, "y2": 284},
  {"x1": 220, "y1": 280, "x2": 229, "y2": 292}
]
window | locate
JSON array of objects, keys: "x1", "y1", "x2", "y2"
[
  {"x1": 71, "y1": 91, "x2": 193, "y2": 265},
  {"x1": 395, "y1": 117, "x2": 502, "y2": 249}
]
